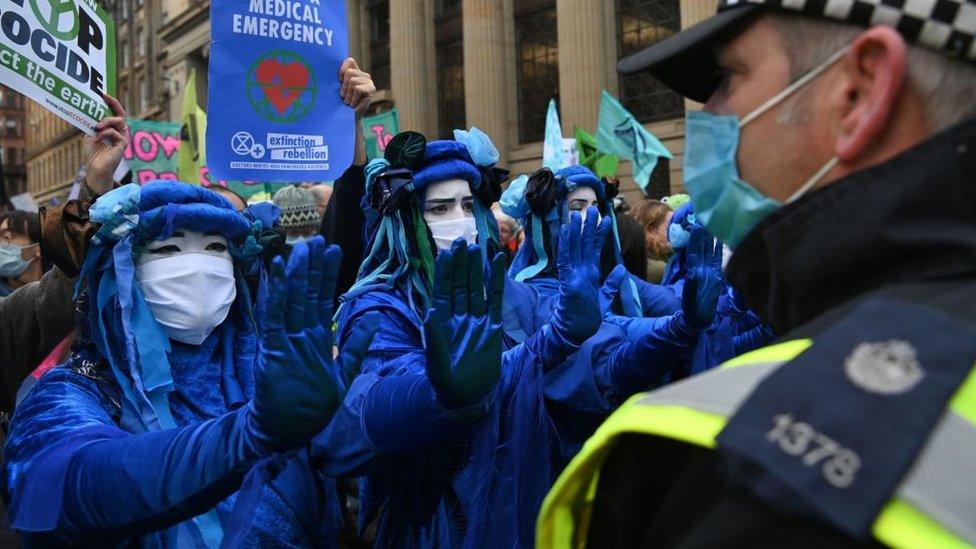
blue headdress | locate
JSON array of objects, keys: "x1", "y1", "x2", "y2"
[
  {"x1": 79, "y1": 181, "x2": 268, "y2": 435},
  {"x1": 343, "y1": 128, "x2": 509, "y2": 318},
  {"x1": 500, "y1": 165, "x2": 643, "y2": 314}
]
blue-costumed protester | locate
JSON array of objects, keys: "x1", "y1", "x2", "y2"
[
  {"x1": 658, "y1": 202, "x2": 774, "y2": 376},
  {"x1": 312, "y1": 129, "x2": 615, "y2": 547},
  {"x1": 2, "y1": 182, "x2": 378, "y2": 547},
  {"x1": 499, "y1": 166, "x2": 726, "y2": 407}
]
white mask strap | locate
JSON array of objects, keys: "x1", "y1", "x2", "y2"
[
  {"x1": 740, "y1": 45, "x2": 852, "y2": 128},
  {"x1": 785, "y1": 156, "x2": 840, "y2": 204}
]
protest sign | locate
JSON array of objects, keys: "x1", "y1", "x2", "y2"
[
  {"x1": 123, "y1": 119, "x2": 182, "y2": 184},
  {"x1": 362, "y1": 108, "x2": 398, "y2": 159},
  {"x1": 0, "y1": 0, "x2": 115, "y2": 134},
  {"x1": 207, "y1": 0, "x2": 354, "y2": 182}
]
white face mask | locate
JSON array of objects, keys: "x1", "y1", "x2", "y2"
[
  {"x1": 137, "y1": 252, "x2": 237, "y2": 345},
  {"x1": 427, "y1": 217, "x2": 479, "y2": 251}
]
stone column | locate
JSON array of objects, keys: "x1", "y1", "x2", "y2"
[
  {"x1": 346, "y1": 0, "x2": 362, "y2": 61},
  {"x1": 390, "y1": 0, "x2": 433, "y2": 134},
  {"x1": 462, "y1": 0, "x2": 510, "y2": 164},
  {"x1": 557, "y1": 0, "x2": 609, "y2": 134}
]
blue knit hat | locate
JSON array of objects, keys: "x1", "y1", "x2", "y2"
[
  {"x1": 411, "y1": 141, "x2": 483, "y2": 194},
  {"x1": 556, "y1": 165, "x2": 609, "y2": 202}
]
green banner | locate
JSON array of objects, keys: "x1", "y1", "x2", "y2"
[
  {"x1": 362, "y1": 108, "x2": 399, "y2": 159},
  {"x1": 124, "y1": 119, "x2": 182, "y2": 183}
]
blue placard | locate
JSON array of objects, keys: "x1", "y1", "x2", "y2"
[{"x1": 206, "y1": 0, "x2": 354, "y2": 182}]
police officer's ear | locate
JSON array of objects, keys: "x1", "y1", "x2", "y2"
[{"x1": 834, "y1": 26, "x2": 911, "y2": 165}]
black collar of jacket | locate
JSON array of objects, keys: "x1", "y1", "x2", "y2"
[{"x1": 727, "y1": 116, "x2": 976, "y2": 335}]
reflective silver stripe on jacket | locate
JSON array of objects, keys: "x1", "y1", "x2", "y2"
[{"x1": 637, "y1": 361, "x2": 976, "y2": 545}]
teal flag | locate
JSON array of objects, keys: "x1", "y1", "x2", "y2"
[
  {"x1": 363, "y1": 109, "x2": 400, "y2": 159},
  {"x1": 542, "y1": 99, "x2": 567, "y2": 170},
  {"x1": 596, "y1": 90, "x2": 672, "y2": 190}
]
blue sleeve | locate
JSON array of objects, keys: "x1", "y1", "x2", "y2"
[
  {"x1": 312, "y1": 301, "x2": 482, "y2": 477},
  {"x1": 603, "y1": 312, "x2": 699, "y2": 396},
  {"x1": 633, "y1": 277, "x2": 682, "y2": 318},
  {"x1": 4, "y1": 368, "x2": 269, "y2": 539}
]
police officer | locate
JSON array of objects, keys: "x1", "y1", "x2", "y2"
[{"x1": 538, "y1": 0, "x2": 976, "y2": 547}]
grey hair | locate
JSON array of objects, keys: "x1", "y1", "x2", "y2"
[{"x1": 769, "y1": 13, "x2": 976, "y2": 133}]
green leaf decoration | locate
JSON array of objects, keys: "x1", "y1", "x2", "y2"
[{"x1": 385, "y1": 131, "x2": 427, "y2": 171}]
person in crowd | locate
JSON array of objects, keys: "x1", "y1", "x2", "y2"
[
  {"x1": 308, "y1": 184, "x2": 333, "y2": 217},
  {"x1": 494, "y1": 211, "x2": 520, "y2": 262},
  {"x1": 314, "y1": 128, "x2": 629, "y2": 546},
  {"x1": 0, "y1": 211, "x2": 44, "y2": 297},
  {"x1": 209, "y1": 186, "x2": 247, "y2": 211},
  {"x1": 612, "y1": 211, "x2": 649, "y2": 281},
  {"x1": 631, "y1": 199, "x2": 674, "y2": 283},
  {"x1": 3, "y1": 181, "x2": 378, "y2": 546},
  {"x1": 0, "y1": 95, "x2": 129, "y2": 415},
  {"x1": 273, "y1": 185, "x2": 321, "y2": 246},
  {"x1": 320, "y1": 58, "x2": 375, "y2": 301},
  {"x1": 660, "y1": 202, "x2": 696, "y2": 286},
  {"x1": 540, "y1": 0, "x2": 976, "y2": 546}
]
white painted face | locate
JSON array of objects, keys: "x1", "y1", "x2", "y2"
[
  {"x1": 137, "y1": 229, "x2": 232, "y2": 266},
  {"x1": 566, "y1": 187, "x2": 598, "y2": 216},
  {"x1": 423, "y1": 178, "x2": 475, "y2": 224}
]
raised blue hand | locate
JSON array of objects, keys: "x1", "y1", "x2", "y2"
[
  {"x1": 251, "y1": 239, "x2": 379, "y2": 450},
  {"x1": 424, "y1": 239, "x2": 505, "y2": 409},
  {"x1": 681, "y1": 224, "x2": 723, "y2": 330},
  {"x1": 551, "y1": 207, "x2": 611, "y2": 344}
]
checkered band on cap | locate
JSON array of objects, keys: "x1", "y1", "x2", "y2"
[{"x1": 722, "y1": 0, "x2": 976, "y2": 62}]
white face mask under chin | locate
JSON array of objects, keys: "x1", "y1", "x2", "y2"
[
  {"x1": 427, "y1": 217, "x2": 478, "y2": 251},
  {"x1": 136, "y1": 253, "x2": 237, "y2": 345}
]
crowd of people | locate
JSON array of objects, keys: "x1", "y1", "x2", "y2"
[{"x1": 0, "y1": 0, "x2": 973, "y2": 547}]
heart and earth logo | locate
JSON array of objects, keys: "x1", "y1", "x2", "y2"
[{"x1": 246, "y1": 50, "x2": 317, "y2": 123}]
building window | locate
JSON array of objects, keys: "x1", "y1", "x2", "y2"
[
  {"x1": 616, "y1": 0, "x2": 684, "y2": 123},
  {"x1": 120, "y1": 40, "x2": 129, "y2": 68},
  {"x1": 5, "y1": 118, "x2": 16, "y2": 138},
  {"x1": 515, "y1": 3, "x2": 559, "y2": 144},
  {"x1": 367, "y1": 0, "x2": 390, "y2": 91},
  {"x1": 121, "y1": 1, "x2": 128, "y2": 20},
  {"x1": 436, "y1": 39, "x2": 465, "y2": 139},
  {"x1": 435, "y1": 0, "x2": 462, "y2": 17}
]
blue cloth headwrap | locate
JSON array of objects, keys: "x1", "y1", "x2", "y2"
[
  {"x1": 505, "y1": 166, "x2": 643, "y2": 315},
  {"x1": 81, "y1": 182, "x2": 263, "y2": 433},
  {"x1": 346, "y1": 130, "x2": 501, "y2": 320}
]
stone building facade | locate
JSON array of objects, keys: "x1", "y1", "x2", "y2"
[{"x1": 27, "y1": 0, "x2": 714, "y2": 206}]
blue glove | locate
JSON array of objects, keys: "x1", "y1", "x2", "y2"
[
  {"x1": 251, "y1": 240, "x2": 379, "y2": 450},
  {"x1": 551, "y1": 207, "x2": 611, "y2": 344},
  {"x1": 681, "y1": 224, "x2": 723, "y2": 330},
  {"x1": 424, "y1": 239, "x2": 506, "y2": 409}
]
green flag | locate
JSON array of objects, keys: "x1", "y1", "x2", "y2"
[
  {"x1": 596, "y1": 90, "x2": 672, "y2": 190},
  {"x1": 574, "y1": 126, "x2": 619, "y2": 179},
  {"x1": 179, "y1": 69, "x2": 208, "y2": 183}
]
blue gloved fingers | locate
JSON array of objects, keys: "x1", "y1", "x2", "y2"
[
  {"x1": 593, "y1": 215, "x2": 612, "y2": 267},
  {"x1": 285, "y1": 241, "x2": 310, "y2": 334},
  {"x1": 568, "y1": 211, "x2": 583, "y2": 265},
  {"x1": 319, "y1": 244, "x2": 343, "y2": 330},
  {"x1": 687, "y1": 224, "x2": 704, "y2": 271},
  {"x1": 431, "y1": 248, "x2": 454, "y2": 318},
  {"x1": 304, "y1": 235, "x2": 326, "y2": 330},
  {"x1": 450, "y1": 238, "x2": 468, "y2": 313},
  {"x1": 467, "y1": 244, "x2": 486, "y2": 317},
  {"x1": 487, "y1": 253, "x2": 505, "y2": 325},
  {"x1": 581, "y1": 206, "x2": 599, "y2": 265},
  {"x1": 339, "y1": 311, "x2": 381, "y2": 388},
  {"x1": 600, "y1": 265, "x2": 628, "y2": 315},
  {"x1": 266, "y1": 257, "x2": 288, "y2": 340}
]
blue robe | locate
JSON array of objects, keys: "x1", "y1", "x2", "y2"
[
  {"x1": 314, "y1": 282, "x2": 600, "y2": 547},
  {"x1": 3, "y1": 328, "x2": 341, "y2": 547}
]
